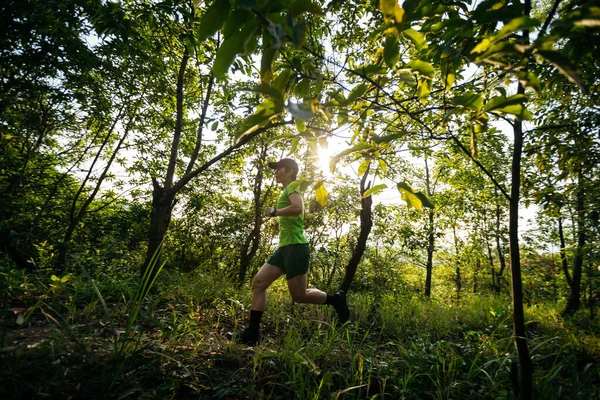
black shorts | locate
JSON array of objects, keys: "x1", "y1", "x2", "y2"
[{"x1": 267, "y1": 244, "x2": 309, "y2": 280}]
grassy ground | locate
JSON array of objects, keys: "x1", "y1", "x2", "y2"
[{"x1": 1, "y1": 269, "x2": 599, "y2": 399}]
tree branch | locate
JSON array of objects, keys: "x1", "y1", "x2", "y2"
[{"x1": 172, "y1": 120, "x2": 294, "y2": 192}]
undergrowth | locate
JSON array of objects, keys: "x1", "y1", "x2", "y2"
[{"x1": 1, "y1": 266, "x2": 599, "y2": 399}]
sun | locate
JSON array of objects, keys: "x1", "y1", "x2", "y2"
[{"x1": 317, "y1": 145, "x2": 332, "y2": 178}]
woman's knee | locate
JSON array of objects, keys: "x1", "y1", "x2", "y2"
[{"x1": 252, "y1": 277, "x2": 269, "y2": 293}]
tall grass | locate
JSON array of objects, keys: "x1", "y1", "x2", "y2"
[{"x1": 2, "y1": 264, "x2": 599, "y2": 399}]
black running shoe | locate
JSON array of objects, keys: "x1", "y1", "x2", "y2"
[
  {"x1": 231, "y1": 327, "x2": 260, "y2": 346},
  {"x1": 333, "y1": 290, "x2": 350, "y2": 323}
]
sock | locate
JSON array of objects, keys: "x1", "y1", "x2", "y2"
[
  {"x1": 249, "y1": 310, "x2": 263, "y2": 331},
  {"x1": 325, "y1": 294, "x2": 340, "y2": 307}
]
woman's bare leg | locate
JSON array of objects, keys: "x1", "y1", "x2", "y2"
[{"x1": 251, "y1": 263, "x2": 284, "y2": 311}]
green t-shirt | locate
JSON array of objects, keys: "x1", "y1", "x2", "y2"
[{"x1": 277, "y1": 182, "x2": 309, "y2": 247}]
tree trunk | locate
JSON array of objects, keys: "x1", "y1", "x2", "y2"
[
  {"x1": 238, "y1": 146, "x2": 268, "y2": 284},
  {"x1": 558, "y1": 216, "x2": 572, "y2": 286},
  {"x1": 473, "y1": 258, "x2": 480, "y2": 293},
  {"x1": 424, "y1": 209, "x2": 435, "y2": 297},
  {"x1": 143, "y1": 179, "x2": 177, "y2": 278},
  {"x1": 339, "y1": 168, "x2": 373, "y2": 293},
  {"x1": 487, "y1": 242, "x2": 500, "y2": 293},
  {"x1": 508, "y1": 83, "x2": 533, "y2": 400},
  {"x1": 496, "y1": 200, "x2": 507, "y2": 278},
  {"x1": 424, "y1": 155, "x2": 435, "y2": 298},
  {"x1": 452, "y1": 225, "x2": 461, "y2": 300},
  {"x1": 564, "y1": 170, "x2": 585, "y2": 315}
]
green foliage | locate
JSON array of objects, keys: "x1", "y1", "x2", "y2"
[
  {"x1": 2, "y1": 0, "x2": 600, "y2": 398},
  {"x1": 3, "y1": 267, "x2": 598, "y2": 399}
]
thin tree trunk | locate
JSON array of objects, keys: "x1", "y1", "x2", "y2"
[
  {"x1": 339, "y1": 167, "x2": 373, "y2": 293},
  {"x1": 424, "y1": 209, "x2": 435, "y2": 297},
  {"x1": 509, "y1": 85, "x2": 533, "y2": 400},
  {"x1": 564, "y1": 169, "x2": 585, "y2": 315},
  {"x1": 473, "y1": 259, "x2": 480, "y2": 293},
  {"x1": 424, "y1": 155, "x2": 435, "y2": 298},
  {"x1": 487, "y1": 241, "x2": 500, "y2": 293},
  {"x1": 165, "y1": 50, "x2": 190, "y2": 189},
  {"x1": 558, "y1": 216, "x2": 572, "y2": 286},
  {"x1": 185, "y1": 72, "x2": 215, "y2": 176},
  {"x1": 238, "y1": 144, "x2": 268, "y2": 284},
  {"x1": 496, "y1": 199, "x2": 507, "y2": 277},
  {"x1": 453, "y1": 225, "x2": 461, "y2": 300}
]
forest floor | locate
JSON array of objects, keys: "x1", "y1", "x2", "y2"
[{"x1": 1, "y1": 271, "x2": 600, "y2": 399}]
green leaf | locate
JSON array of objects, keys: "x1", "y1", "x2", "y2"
[
  {"x1": 451, "y1": 92, "x2": 484, "y2": 110},
  {"x1": 496, "y1": 16, "x2": 540, "y2": 38},
  {"x1": 337, "y1": 109, "x2": 349, "y2": 126},
  {"x1": 295, "y1": 78, "x2": 311, "y2": 98},
  {"x1": 363, "y1": 184, "x2": 388, "y2": 198},
  {"x1": 273, "y1": 69, "x2": 294, "y2": 92},
  {"x1": 289, "y1": 137, "x2": 300, "y2": 154},
  {"x1": 295, "y1": 119, "x2": 306, "y2": 133},
  {"x1": 471, "y1": 38, "x2": 492, "y2": 54},
  {"x1": 378, "y1": 159, "x2": 387, "y2": 173},
  {"x1": 333, "y1": 143, "x2": 372, "y2": 160},
  {"x1": 51, "y1": 275, "x2": 60, "y2": 282},
  {"x1": 197, "y1": 0, "x2": 231, "y2": 42},
  {"x1": 483, "y1": 94, "x2": 527, "y2": 112},
  {"x1": 383, "y1": 36, "x2": 400, "y2": 68},
  {"x1": 223, "y1": 9, "x2": 250, "y2": 38},
  {"x1": 406, "y1": 60, "x2": 434, "y2": 78},
  {"x1": 397, "y1": 71, "x2": 416, "y2": 86},
  {"x1": 251, "y1": 84, "x2": 283, "y2": 100},
  {"x1": 292, "y1": 22, "x2": 306, "y2": 48},
  {"x1": 472, "y1": 17, "x2": 539, "y2": 55},
  {"x1": 403, "y1": 0, "x2": 420, "y2": 21},
  {"x1": 290, "y1": 177, "x2": 310, "y2": 192},
  {"x1": 330, "y1": 143, "x2": 372, "y2": 172},
  {"x1": 351, "y1": 64, "x2": 388, "y2": 77},
  {"x1": 440, "y1": 61, "x2": 456, "y2": 91},
  {"x1": 473, "y1": 41, "x2": 515, "y2": 62},
  {"x1": 313, "y1": 180, "x2": 328, "y2": 206},
  {"x1": 472, "y1": 1, "x2": 524, "y2": 24},
  {"x1": 288, "y1": 101, "x2": 314, "y2": 121},
  {"x1": 402, "y1": 29, "x2": 426, "y2": 50},
  {"x1": 236, "y1": 98, "x2": 283, "y2": 141},
  {"x1": 358, "y1": 158, "x2": 371, "y2": 176},
  {"x1": 213, "y1": 20, "x2": 259, "y2": 78},
  {"x1": 417, "y1": 79, "x2": 431, "y2": 102},
  {"x1": 307, "y1": 138, "x2": 318, "y2": 155},
  {"x1": 535, "y1": 50, "x2": 585, "y2": 91},
  {"x1": 379, "y1": 0, "x2": 405, "y2": 24},
  {"x1": 372, "y1": 132, "x2": 404, "y2": 144},
  {"x1": 211, "y1": 121, "x2": 219, "y2": 130},
  {"x1": 288, "y1": 0, "x2": 323, "y2": 17},
  {"x1": 516, "y1": 71, "x2": 542, "y2": 92},
  {"x1": 213, "y1": 37, "x2": 240, "y2": 78},
  {"x1": 347, "y1": 83, "x2": 368, "y2": 104},
  {"x1": 397, "y1": 182, "x2": 434, "y2": 209},
  {"x1": 260, "y1": 45, "x2": 278, "y2": 83},
  {"x1": 493, "y1": 104, "x2": 533, "y2": 120}
]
